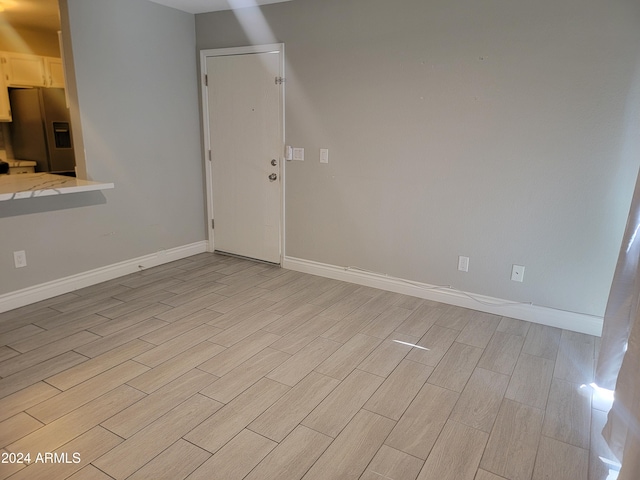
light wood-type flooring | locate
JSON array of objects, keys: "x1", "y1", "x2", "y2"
[{"x1": 0, "y1": 253, "x2": 616, "y2": 480}]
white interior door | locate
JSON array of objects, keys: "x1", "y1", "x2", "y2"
[{"x1": 204, "y1": 47, "x2": 283, "y2": 264}]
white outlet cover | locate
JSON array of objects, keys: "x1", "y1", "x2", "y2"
[
  {"x1": 320, "y1": 148, "x2": 329, "y2": 163},
  {"x1": 458, "y1": 256, "x2": 469, "y2": 272},
  {"x1": 511, "y1": 264, "x2": 525, "y2": 282},
  {"x1": 14, "y1": 250, "x2": 27, "y2": 268}
]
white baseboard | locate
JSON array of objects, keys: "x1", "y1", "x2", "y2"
[
  {"x1": 0, "y1": 241, "x2": 208, "y2": 314},
  {"x1": 283, "y1": 256, "x2": 603, "y2": 337}
]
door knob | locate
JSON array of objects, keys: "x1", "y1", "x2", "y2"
[
  {"x1": 271, "y1": 159, "x2": 277, "y2": 166},
  {"x1": 268, "y1": 173, "x2": 277, "y2": 181}
]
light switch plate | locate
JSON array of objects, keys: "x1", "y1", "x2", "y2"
[
  {"x1": 292, "y1": 147, "x2": 304, "y2": 161},
  {"x1": 320, "y1": 148, "x2": 329, "y2": 164}
]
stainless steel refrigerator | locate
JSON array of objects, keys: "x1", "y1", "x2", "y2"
[{"x1": 8, "y1": 88, "x2": 75, "y2": 174}]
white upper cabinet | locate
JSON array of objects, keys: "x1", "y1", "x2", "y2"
[
  {"x1": 44, "y1": 57, "x2": 65, "y2": 88},
  {"x1": 0, "y1": 52, "x2": 67, "y2": 121},
  {"x1": 0, "y1": 62, "x2": 10, "y2": 121},
  {"x1": 1, "y1": 52, "x2": 46, "y2": 87}
]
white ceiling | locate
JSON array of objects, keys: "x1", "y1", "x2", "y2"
[{"x1": 146, "y1": 0, "x2": 294, "y2": 14}]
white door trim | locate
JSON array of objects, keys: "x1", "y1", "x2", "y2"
[{"x1": 199, "y1": 44, "x2": 285, "y2": 263}]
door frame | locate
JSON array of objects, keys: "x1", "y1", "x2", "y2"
[{"x1": 200, "y1": 44, "x2": 285, "y2": 264}]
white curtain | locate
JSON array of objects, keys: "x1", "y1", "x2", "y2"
[{"x1": 596, "y1": 172, "x2": 640, "y2": 479}]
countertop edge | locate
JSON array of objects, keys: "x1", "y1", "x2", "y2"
[{"x1": 0, "y1": 173, "x2": 115, "y2": 201}]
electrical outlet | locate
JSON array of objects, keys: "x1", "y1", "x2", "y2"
[
  {"x1": 458, "y1": 256, "x2": 469, "y2": 272},
  {"x1": 14, "y1": 250, "x2": 27, "y2": 268},
  {"x1": 511, "y1": 264, "x2": 525, "y2": 282}
]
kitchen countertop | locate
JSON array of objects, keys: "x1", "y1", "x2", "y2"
[
  {"x1": 0, "y1": 173, "x2": 114, "y2": 201},
  {"x1": 5, "y1": 160, "x2": 37, "y2": 167}
]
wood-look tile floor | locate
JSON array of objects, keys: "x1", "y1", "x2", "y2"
[{"x1": 0, "y1": 253, "x2": 616, "y2": 480}]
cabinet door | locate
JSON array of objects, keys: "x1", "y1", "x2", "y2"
[
  {"x1": 1, "y1": 53, "x2": 46, "y2": 87},
  {"x1": 0, "y1": 60, "x2": 10, "y2": 122},
  {"x1": 45, "y1": 57, "x2": 65, "y2": 88}
]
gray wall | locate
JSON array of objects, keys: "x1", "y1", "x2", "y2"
[
  {"x1": 196, "y1": 0, "x2": 640, "y2": 317},
  {"x1": 0, "y1": 0, "x2": 205, "y2": 295}
]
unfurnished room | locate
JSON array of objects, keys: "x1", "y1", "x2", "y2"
[{"x1": 0, "y1": 0, "x2": 639, "y2": 479}]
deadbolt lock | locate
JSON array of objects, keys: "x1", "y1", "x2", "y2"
[{"x1": 271, "y1": 159, "x2": 277, "y2": 166}]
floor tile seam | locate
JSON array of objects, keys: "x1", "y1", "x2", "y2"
[
  {"x1": 353, "y1": 367, "x2": 388, "y2": 381},
  {"x1": 267, "y1": 313, "x2": 335, "y2": 339},
  {"x1": 295, "y1": 418, "x2": 342, "y2": 442},
  {"x1": 0, "y1": 350, "x2": 90, "y2": 384},
  {"x1": 23, "y1": 383, "x2": 64, "y2": 409},
  {"x1": 478, "y1": 396, "x2": 545, "y2": 480},
  {"x1": 0, "y1": 325, "x2": 47, "y2": 345},
  {"x1": 360, "y1": 405, "x2": 403, "y2": 424},
  {"x1": 87, "y1": 315, "x2": 169, "y2": 338},
  {"x1": 541, "y1": 377, "x2": 594, "y2": 449},
  {"x1": 420, "y1": 418, "x2": 491, "y2": 479},
  {"x1": 244, "y1": 423, "x2": 288, "y2": 444},
  {"x1": 0, "y1": 330, "x2": 100, "y2": 367},
  {"x1": 103, "y1": 391, "x2": 221, "y2": 450},
  {"x1": 198, "y1": 386, "x2": 232, "y2": 406},
  {"x1": 47, "y1": 299, "x2": 117, "y2": 315},
  {"x1": 87, "y1": 463, "x2": 117, "y2": 479},
  {"x1": 587, "y1": 405, "x2": 614, "y2": 480},
  {"x1": 376, "y1": 422, "x2": 430, "y2": 464},
  {"x1": 360, "y1": 356, "x2": 432, "y2": 404},
  {"x1": 241, "y1": 425, "x2": 333, "y2": 480},
  {"x1": 29, "y1": 367, "x2": 153, "y2": 423},
  {"x1": 503, "y1": 377, "x2": 552, "y2": 414},
  {"x1": 138, "y1": 345, "x2": 226, "y2": 381},
  {"x1": 133, "y1": 335, "x2": 223, "y2": 368},
  {"x1": 182, "y1": 414, "x2": 264, "y2": 457},
  {"x1": 96, "y1": 428, "x2": 191, "y2": 480},
  {"x1": 159, "y1": 289, "x2": 231, "y2": 308},
  {"x1": 0, "y1": 345, "x2": 21, "y2": 361},
  {"x1": 123, "y1": 368, "x2": 159, "y2": 393},
  {"x1": 505, "y1": 353, "x2": 559, "y2": 413},
  {"x1": 376, "y1": 408, "x2": 437, "y2": 469},
  {"x1": 541, "y1": 424, "x2": 593, "y2": 452},
  {"x1": 5, "y1": 323, "x2": 96, "y2": 351},
  {"x1": 201, "y1": 374, "x2": 290, "y2": 404},
  {"x1": 8, "y1": 326, "x2": 106, "y2": 355},
  {"x1": 111, "y1": 290, "x2": 173, "y2": 303},
  {"x1": 359, "y1": 433, "x2": 415, "y2": 480},
  {"x1": 107, "y1": 380, "x2": 219, "y2": 431},
  {"x1": 264, "y1": 369, "x2": 328, "y2": 393},
  {"x1": 140, "y1": 322, "x2": 215, "y2": 347},
  {"x1": 496, "y1": 396, "x2": 546, "y2": 418},
  {"x1": 537, "y1": 433, "x2": 590, "y2": 456},
  {"x1": 425, "y1": 374, "x2": 478, "y2": 395},
  {"x1": 300, "y1": 406, "x2": 401, "y2": 477},
  {"x1": 96, "y1": 390, "x2": 208, "y2": 444},
  {"x1": 0, "y1": 410, "x2": 45, "y2": 449},
  {"x1": 193, "y1": 365, "x2": 223, "y2": 381},
  {"x1": 75, "y1": 340, "x2": 158, "y2": 369},
  {"x1": 483, "y1": 329, "x2": 527, "y2": 360}
]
